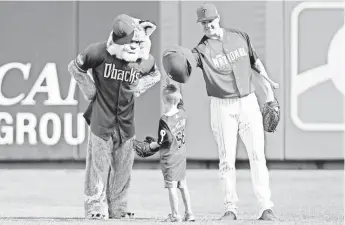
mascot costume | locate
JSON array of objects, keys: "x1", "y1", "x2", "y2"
[{"x1": 68, "y1": 14, "x2": 161, "y2": 220}]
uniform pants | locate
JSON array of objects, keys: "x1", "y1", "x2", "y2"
[
  {"x1": 210, "y1": 93, "x2": 274, "y2": 216},
  {"x1": 84, "y1": 128, "x2": 135, "y2": 219}
]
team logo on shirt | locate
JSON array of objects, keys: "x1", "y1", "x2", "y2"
[
  {"x1": 212, "y1": 47, "x2": 248, "y2": 70},
  {"x1": 103, "y1": 63, "x2": 141, "y2": 84}
]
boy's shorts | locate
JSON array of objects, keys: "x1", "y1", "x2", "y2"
[{"x1": 164, "y1": 179, "x2": 186, "y2": 189}]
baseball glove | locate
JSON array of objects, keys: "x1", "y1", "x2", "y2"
[
  {"x1": 133, "y1": 137, "x2": 159, "y2": 158},
  {"x1": 262, "y1": 99, "x2": 280, "y2": 133}
]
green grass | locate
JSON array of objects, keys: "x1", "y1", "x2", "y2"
[{"x1": 0, "y1": 169, "x2": 343, "y2": 225}]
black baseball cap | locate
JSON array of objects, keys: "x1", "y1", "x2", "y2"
[{"x1": 196, "y1": 3, "x2": 219, "y2": 22}]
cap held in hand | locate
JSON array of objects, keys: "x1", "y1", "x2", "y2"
[{"x1": 162, "y1": 46, "x2": 197, "y2": 83}]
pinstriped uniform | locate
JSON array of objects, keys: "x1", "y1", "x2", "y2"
[{"x1": 192, "y1": 28, "x2": 274, "y2": 216}]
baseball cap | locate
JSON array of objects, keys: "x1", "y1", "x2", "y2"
[
  {"x1": 163, "y1": 45, "x2": 197, "y2": 72},
  {"x1": 196, "y1": 3, "x2": 219, "y2": 22},
  {"x1": 112, "y1": 14, "x2": 136, "y2": 45},
  {"x1": 162, "y1": 45, "x2": 197, "y2": 83}
]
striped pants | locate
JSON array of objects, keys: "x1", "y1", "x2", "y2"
[{"x1": 210, "y1": 92, "x2": 274, "y2": 216}]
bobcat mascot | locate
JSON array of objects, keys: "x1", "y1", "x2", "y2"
[{"x1": 68, "y1": 14, "x2": 161, "y2": 220}]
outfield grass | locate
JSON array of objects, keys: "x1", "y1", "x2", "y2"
[{"x1": 0, "y1": 169, "x2": 343, "y2": 225}]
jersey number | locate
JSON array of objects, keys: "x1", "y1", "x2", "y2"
[{"x1": 176, "y1": 130, "x2": 185, "y2": 149}]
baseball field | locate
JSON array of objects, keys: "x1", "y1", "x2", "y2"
[{"x1": 0, "y1": 167, "x2": 343, "y2": 225}]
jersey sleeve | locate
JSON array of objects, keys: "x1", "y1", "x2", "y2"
[
  {"x1": 157, "y1": 118, "x2": 172, "y2": 146},
  {"x1": 240, "y1": 31, "x2": 259, "y2": 65},
  {"x1": 134, "y1": 55, "x2": 161, "y2": 97},
  {"x1": 74, "y1": 43, "x2": 104, "y2": 73},
  {"x1": 139, "y1": 54, "x2": 156, "y2": 75},
  {"x1": 191, "y1": 48, "x2": 202, "y2": 68}
]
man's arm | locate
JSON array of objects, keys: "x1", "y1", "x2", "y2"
[
  {"x1": 67, "y1": 44, "x2": 102, "y2": 101},
  {"x1": 252, "y1": 59, "x2": 277, "y2": 102},
  {"x1": 134, "y1": 63, "x2": 161, "y2": 97},
  {"x1": 242, "y1": 32, "x2": 279, "y2": 102},
  {"x1": 252, "y1": 59, "x2": 279, "y2": 90}
]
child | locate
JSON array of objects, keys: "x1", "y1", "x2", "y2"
[{"x1": 149, "y1": 84, "x2": 195, "y2": 222}]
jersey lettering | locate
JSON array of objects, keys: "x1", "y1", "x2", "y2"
[
  {"x1": 175, "y1": 129, "x2": 185, "y2": 149},
  {"x1": 212, "y1": 48, "x2": 248, "y2": 70},
  {"x1": 159, "y1": 129, "x2": 166, "y2": 144},
  {"x1": 103, "y1": 63, "x2": 140, "y2": 84}
]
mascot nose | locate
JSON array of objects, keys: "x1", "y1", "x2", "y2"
[{"x1": 130, "y1": 42, "x2": 139, "y2": 50}]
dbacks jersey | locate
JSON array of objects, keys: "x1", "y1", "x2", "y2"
[
  {"x1": 192, "y1": 28, "x2": 259, "y2": 99},
  {"x1": 157, "y1": 109, "x2": 187, "y2": 181},
  {"x1": 74, "y1": 42, "x2": 156, "y2": 142}
]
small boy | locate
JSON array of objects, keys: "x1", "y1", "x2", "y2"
[{"x1": 142, "y1": 84, "x2": 195, "y2": 222}]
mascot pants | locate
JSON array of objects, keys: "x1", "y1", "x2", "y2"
[{"x1": 84, "y1": 128, "x2": 135, "y2": 218}]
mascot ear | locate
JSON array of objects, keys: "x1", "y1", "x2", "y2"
[{"x1": 138, "y1": 20, "x2": 157, "y2": 37}]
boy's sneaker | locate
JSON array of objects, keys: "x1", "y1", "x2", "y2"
[
  {"x1": 164, "y1": 214, "x2": 182, "y2": 222},
  {"x1": 183, "y1": 212, "x2": 196, "y2": 222},
  {"x1": 109, "y1": 212, "x2": 134, "y2": 219}
]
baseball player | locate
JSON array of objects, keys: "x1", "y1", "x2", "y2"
[
  {"x1": 190, "y1": 3, "x2": 279, "y2": 221},
  {"x1": 67, "y1": 14, "x2": 161, "y2": 219}
]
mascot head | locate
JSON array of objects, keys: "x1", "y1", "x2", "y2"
[{"x1": 106, "y1": 14, "x2": 157, "y2": 62}]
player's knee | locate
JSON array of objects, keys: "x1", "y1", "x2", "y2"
[{"x1": 248, "y1": 151, "x2": 266, "y2": 163}]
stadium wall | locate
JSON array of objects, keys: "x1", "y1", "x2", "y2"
[{"x1": 0, "y1": 1, "x2": 343, "y2": 165}]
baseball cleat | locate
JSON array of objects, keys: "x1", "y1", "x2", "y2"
[
  {"x1": 258, "y1": 209, "x2": 278, "y2": 221},
  {"x1": 220, "y1": 211, "x2": 237, "y2": 220},
  {"x1": 183, "y1": 212, "x2": 196, "y2": 222},
  {"x1": 164, "y1": 214, "x2": 182, "y2": 222}
]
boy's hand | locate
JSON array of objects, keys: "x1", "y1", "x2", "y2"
[
  {"x1": 144, "y1": 136, "x2": 157, "y2": 144},
  {"x1": 149, "y1": 142, "x2": 160, "y2": 150}
]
